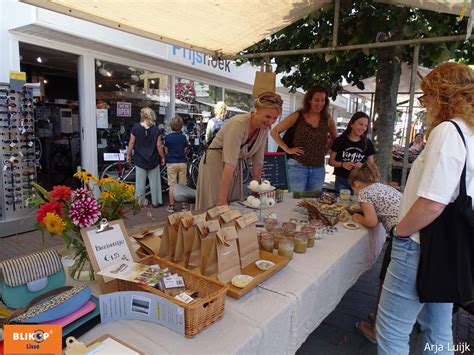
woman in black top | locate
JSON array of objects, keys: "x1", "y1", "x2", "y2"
[
  {"x1": 126, "y1": 107, "x2": 165, "y2": 207},
  {"x1": 329, "y1": 112, "x2": 375, "y2": 192}
]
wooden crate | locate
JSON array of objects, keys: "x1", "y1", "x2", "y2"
[{"x1": 116, "y1": 255, "x2": 227, "y2": 338}]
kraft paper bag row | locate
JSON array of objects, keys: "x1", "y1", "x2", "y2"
[
  {"x1": 174, "y1": 212, "x2": 207, "y2": 266},
  {"x1": 159, "y1": 211, "x2": 193, "y2": 260},
  {"x1": 216, "y1": 226, "x2": 241, "y2": 283},
  {"x1": 235, "y1": 212, "x2": 260, "y2": 268},
  {"x1": 188, "y1": 220, "x2": 221, "y2": 276},
  {"x1": 219, "y1": 210, "x2": 242, "y2": 228},
  {"x1": 206, "y1": 205, "x2": 230, "y2": 221}
]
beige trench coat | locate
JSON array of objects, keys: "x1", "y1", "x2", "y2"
[{"x1": 196, "y1": 113, "x2": 268, "y2": 211}]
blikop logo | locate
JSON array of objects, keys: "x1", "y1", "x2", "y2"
[{"x1": 4, "y1": 324, "x2": 62, "y2": 354}]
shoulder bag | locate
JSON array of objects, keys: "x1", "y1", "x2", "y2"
[{"x1": 416, "y1": 120, "x2": 474, "y2": 303}]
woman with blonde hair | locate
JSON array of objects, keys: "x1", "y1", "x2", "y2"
[
  {"x1": 126, "y1": 107, "x2": 165, "y2": 207},
  {"x1": 205, "y1": 101, "x2": 228, "y2": 143},
  {"x1": 196, "y1": 92, "x2": 282, "y2": 211},
  {"x1": 376, "y1": 62, "x2": 474, "y2": 354}
]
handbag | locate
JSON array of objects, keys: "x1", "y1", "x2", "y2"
[
  {"x1": 416, "y1": 120, "x2": 474, "y2": 303},
  {"x1": 277, "y1": 111, "x2": 303, "y2": 153},
  {"x1": 5, "y1": 285, "x2": 91, "y2": 324},
  {"x1": 0, "y1": 249, "x2": 66, "y2": 309}
]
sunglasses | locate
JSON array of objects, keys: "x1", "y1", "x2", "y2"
[
  {"x1": 257, "y1": 94, "x2": 283, "y2": 106},
  {"x1": 418, "y1": 94, "x2": 427, "y2": 107}
]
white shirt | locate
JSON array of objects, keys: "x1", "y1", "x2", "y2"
[{"x1": 399, "y1": 119, "x2": 474, "y2": 243}]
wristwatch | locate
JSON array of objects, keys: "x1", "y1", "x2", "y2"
[{"x1": 390, "y1": 225, "x2": 408, "y2": 238}]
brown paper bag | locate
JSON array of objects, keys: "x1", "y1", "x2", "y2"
[
  {"x1": 188, "y1": 220, "x2": 220, "y2": 275},
  {"x1": 206, "y1": 205, "x2": 230, "y2": 222},
  {"x1": 133, "y1": 229, "x2": 163, "y2": 256},
  {"x1": 216, "y1": 226, "x2": 242, "y2": 283},
  {"x1": 174, "y1": 212, "x2": 207, "y2": 266},
  {"x1": 219, "y1": 210, "x2": 242, "y2": 228},
  {"x1": 159, "y1": 211, "x2": 192, "y2": 259},
  {"x1": 252, "y1": 71, "x2": 276, "y2": 98},
  {"x1": 235, "y1": 212, "x2": 260, "y2": 268}
]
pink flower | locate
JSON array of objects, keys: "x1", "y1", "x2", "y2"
[
  {"x1": 69, "y1": 197, "x2": 100, "y2": 228},
  {"x1": 72, "y1": 188, "x2": 94, "y2": 201}
]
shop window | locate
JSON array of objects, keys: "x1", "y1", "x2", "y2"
[
  {"x1": 95, "y1": 60, "x2": 171, "y2": 173},
  {"x1": 224, "y1": 89, "x2": 253, "y2": 117}
]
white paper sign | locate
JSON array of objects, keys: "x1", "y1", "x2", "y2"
[
  {"x1": 96, "y1": 109, "x2": 109, "y2": 128},
  {"x1": 86, "y1": 223, "x2": 134, "y2": 282}
]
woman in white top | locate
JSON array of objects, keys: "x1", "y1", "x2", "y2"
[{"x1": 376, "y1": 62, "x2": 474, "y2": 354}]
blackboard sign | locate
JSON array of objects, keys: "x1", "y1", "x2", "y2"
[{"x1": 262, "y1": 152, "x2": 288, "y2": 189}]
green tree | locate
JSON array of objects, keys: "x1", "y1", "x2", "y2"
[{"x1": 241, "y1": 0, "x2": 472, "y2": 181}]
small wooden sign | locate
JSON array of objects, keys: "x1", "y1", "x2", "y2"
[{"x1": 82, "y1": 219, "x2": 137, "y2": 293}]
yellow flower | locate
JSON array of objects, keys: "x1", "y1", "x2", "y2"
[
  {"x1": 100, "y1": 191, "x2": 115, "y2": 200},
  {"x1": 42, "y1": 212, "x2": 66, "y2": 235},
  {"x1": 74, "y1": 171, "x2": 99, "y2": 183},
  {"x1": 98, "y1": 177, "x2": 117, "y2": 186}
]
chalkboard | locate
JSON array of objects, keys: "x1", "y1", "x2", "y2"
[{"x1": 262, "y1": 152, "x2": 288, "y2": 189}]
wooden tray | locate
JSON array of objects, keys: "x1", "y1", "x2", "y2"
[{"x1": 226, "y1": 250, "x2": 289, "y2": 299}]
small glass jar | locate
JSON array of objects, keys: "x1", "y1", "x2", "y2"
[
  {"x1": 309, "y1": 219, "x2": 323, "y2": 228},
  {"x1": 272, "y1": 227, "x2": 284, "y2": 249},
  {"x1": 293, "y1": 232, "x2": 308, "y2": 253},
  {"x1": 282, "y1": 222, "x2": 297, "y2": 238},
  {"x1": 315, "y1": 226, "x2": 324, "y2": 240},
  {"x1": 264, "y1": 218, "x2": 278, "y2": 232},
  {"x1": 339, "y1": 189, "x2": 351, "y2": 206},
  {"x1": 301, "y1": 226, "x2": 316, "y2": 248},
  {"x1": 278, "y1": 237, "x2": 294, "y2": 260},
  {"x1": 259, "y1": 232, "x2": 274, "y2": 253}
]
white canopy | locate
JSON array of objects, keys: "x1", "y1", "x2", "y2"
[{"x1": 21, "y1": 1, "x2": 469, "y2": 57}]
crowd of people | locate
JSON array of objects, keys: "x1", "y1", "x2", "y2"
[{"x1": 126, "y1": 62, "x2": 473, "y2": 353}]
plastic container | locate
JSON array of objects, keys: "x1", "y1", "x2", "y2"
[
  {"x1": 293, "y1": 232, "x2": 308, "y2": 253},
  {"x1": 278, "y1": 238, "x2": 294, "y2": 260},
  {"x1": 259, "y1": 232, "x2": 274, "y2": 253}
]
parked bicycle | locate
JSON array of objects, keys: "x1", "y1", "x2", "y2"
[{"x1": 99, "y1": 160, "x2": 168, "y2": 195}]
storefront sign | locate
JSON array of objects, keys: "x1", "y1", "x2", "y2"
[
  {"x1": 117, "y1": 102, "x2": 132, "y2": 117},
  {"x1": 171, "y1": 46, "x2": 231, "y2": 73}
]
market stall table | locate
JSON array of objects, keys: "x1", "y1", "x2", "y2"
[{"x1": 78, "y1": 193, "x2": 386, "y2": 354}]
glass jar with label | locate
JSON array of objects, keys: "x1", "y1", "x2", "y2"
[
  {"x1": 293, "y1": 232, "x2": 308, "y2": 253},
  {"x1": 282, "y1": 222, "x2": 297, "y2": 238},
  {"x1": 259, "y1": 232, "x2": 274, "y2": 253},
  {"x1": 278, "y1": 237, "x2": 294, "y2": 260},
  {"x1": 301, "y1": 226, "x2": 316, "y2": 248},
  {"x1": 272, "y1": 227, "x2": 284, "y2": 249},
  {"x1": 264, "y1": 218, "x2": 278, "y2": 232},
  {"x1": 339, "y1": 189, "x2": 351, "y2": 206}
]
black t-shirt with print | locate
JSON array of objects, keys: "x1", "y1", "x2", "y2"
[{"x1": 331, "y1": 134, "x2": 375, "y2": 178}]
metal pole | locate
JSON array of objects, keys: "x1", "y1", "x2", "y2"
[
  {"x1": 332, "y1": 0, "x2": 340, "y2": 48},
  {"x1": 225, "y1": 34, "x2": 473, "y2": 60},
  {"x1": 400, "y1": 44, "x2": 420, "y2": 190}
]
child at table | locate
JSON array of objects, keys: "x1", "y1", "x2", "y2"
[{"x1": 348, "y1": 161, "x2": 401, "y2": 344}]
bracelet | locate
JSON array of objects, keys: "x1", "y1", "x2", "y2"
[{"x1": 390, "y1": 225, "x2": 408, "y2": 238}]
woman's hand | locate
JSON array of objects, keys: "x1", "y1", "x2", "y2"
[
  {"x1": 126, "y1": 155, "x2": 132, "y2": 163},
  {"x1": 286, "y1": 146, "x2": 305, "y2": 156},
  {"x1": 352, "y1": 213, "x2": 363, "y2": 223},
  {"x1": 160, "y1": 157, "x2": 166, "y2": 166},
  {"x1": 353, "y1": 161, "x2": 363, "y2": 169},
  {"x1": 341, "y1": 161, "x2": 355, "y2": 170}
]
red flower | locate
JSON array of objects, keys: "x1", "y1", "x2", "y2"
[
  {"x1": 116, "y1": 208, "x2": 125, "y2": 216},
  {"x1": 50, "y1": 185, "x2": 72, "y2": 202},
  {"x1": 36, "y1": 202, "x2": 64, "y2": 224}
]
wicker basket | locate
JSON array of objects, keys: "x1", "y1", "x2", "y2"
[
  {"x1": 297, "y1": 199, "x2": 342, "y2": 226},
  {"x1": 116, "y1": 255, "x2": 228, "y2": 338}
]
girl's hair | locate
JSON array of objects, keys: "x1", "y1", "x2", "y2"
[
  {"x1": 348, "y1": 161, "x2": 381, "y2": 186},
  {"x1": 421, "y1": 62, "x2": 474, "y2": 133},
  {"x1": 140, "y1": 107, "x2": 156, "y2": 124},
  {"x1": 342, "y1": 111, "x2": 370, "y2": 149},
  {"x1": 170, "y1": 115, "x2": 183, "y2": 131},
  {"x1": 300, "y1": 86, "x2": 331, "y2": 121},
  {"x1": 214, "y1": 101, "x2": 228, "y2": 119},
  {"x1": 254, "y1": 92, "x2": 283, "y2": 113}
]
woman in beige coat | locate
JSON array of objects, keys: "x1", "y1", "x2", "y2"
[{"x1": 196, "y1": 92, "x2": 283, "y2": 211}]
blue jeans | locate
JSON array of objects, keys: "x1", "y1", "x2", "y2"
[
  {"x1": 334, "y1": 175, "x2": 352, "y2": 193},
  {"x1": 135, "y1": 165, "x2": 163, "y2": 205},
  {"x1": 376, "y1": 237, "x2": 453, "y2": 355},
  {"x1": 287, "y1": 159, "x2": 325, "y2": 192}
]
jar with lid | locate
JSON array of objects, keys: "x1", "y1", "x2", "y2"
[
  {"x1": 278, "y1": 237, "x2": 294, "y2": 260},
  {"x1": 339, "y1": 189, "x2": 351, "y2": 206},
  {"x1": 282, "y1": 222, "x2": 297, "y2": 238},
  {"x1": 259, "y1": 232, "x2": 274, "y2": 253},
  {"x1": 293, "y1": 232, "x2": 308, "y2": 253},
  {"x1": 272, "y1": 227, "x2": 284, "y2": 249},
  {"x1": 264, "y1": 218, "x2": 278, "y2": 232},
  {"x1": 300, "y1": 226, "x2": 316, "y2": 248}
]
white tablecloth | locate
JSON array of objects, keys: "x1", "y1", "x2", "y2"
[{"x1": 79, "y1": 194, "x2": 386, "y2": 354}]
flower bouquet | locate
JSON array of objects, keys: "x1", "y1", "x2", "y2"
[{"x1": 32, "y1": 171, "x2": 141, "y2": 279}]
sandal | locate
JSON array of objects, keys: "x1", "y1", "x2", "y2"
[{"x1": 355, "y1": 320, "x2": 377, "y2": 345}]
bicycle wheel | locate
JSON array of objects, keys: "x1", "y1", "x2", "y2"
[
  {"x1": 100, "y1": 162, "x2": 151, "y2": 196},
  {"x1": 160, "y1": 165, "x2": 169, "y2": 192},
  {"x1": 188, "y1": 159, "x2": 200, "y2": 189}
]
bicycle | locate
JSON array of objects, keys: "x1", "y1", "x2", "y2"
[
  {"x1": 48, "y1": 133, "x2": 81, "y2": 186},
  {"x1": 99, "y1": 160, "x2": 168, "y2": 196}
]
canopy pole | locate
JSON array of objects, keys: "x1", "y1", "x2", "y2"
[
  {"x1": 332, "y1": 0, "x2": 340, "y2": 47},
  {"x1": 227, "y1": 34, "x2": 473, "y2": 60},
  {"x1": 400, "y1": 44, "x2": 420, "y2": 190}
]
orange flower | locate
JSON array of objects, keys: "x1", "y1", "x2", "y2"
[
  {"x1": 35, "y1": 201, "x2": 64, "y2": 224},
  {"x1": 50, "y1": 185, "x2": 72, "y2": 202}
]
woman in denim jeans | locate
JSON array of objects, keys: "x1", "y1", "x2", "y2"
[
  {"x1": 376, "y1": 62, "x2": 474, "y2": 355},
  {"x1": 270, "y1": 86, "x2": 337, "y2": 192}
]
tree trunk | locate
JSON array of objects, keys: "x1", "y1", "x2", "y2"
[{"x1": 372, "y1": 45, "x2": 403, "y2": 183}]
